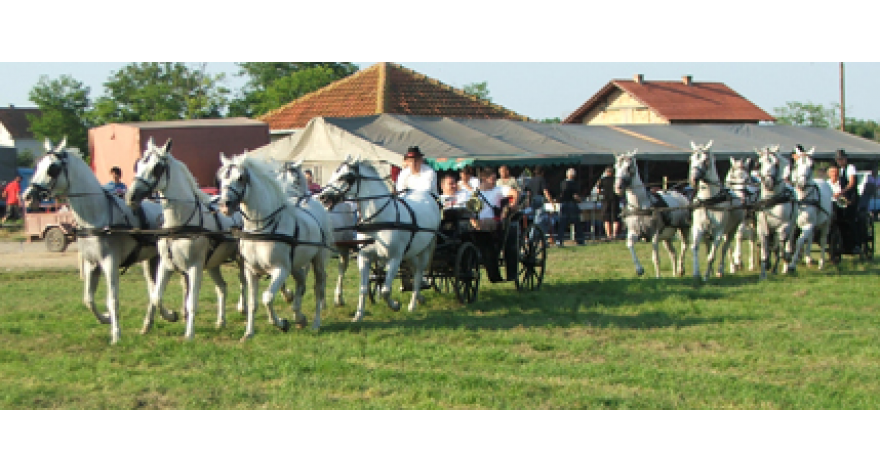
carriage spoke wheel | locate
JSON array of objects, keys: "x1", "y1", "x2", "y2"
[
  {"x1": 367, "y1": 260, "x2": 385, "y2": 304},
  {"x1": 515, "y1": 224, "x2": 547, "y2": 291},
  {"x1": 453, "y1": 243, "x2": 480, "y2": 304},
  {"x1": 45, "y1": 227, "x2": 69, "y2": 252},
  {"x1": 432, "y1": 275, "x2": 453, "y2": 294},
  {"x1": 864, "y1": 215, "x2": 874, "y2": 261}
]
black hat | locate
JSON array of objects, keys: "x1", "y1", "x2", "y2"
[
  {"x1": 794, "y1": 144, "x2": 806, "y2": 154},
  {"x1": 404, "y1": 146, "x2": 424, "y2": 159},
  {"x1": 835, "y1": 149, "x2": 848, "y2": 160}
]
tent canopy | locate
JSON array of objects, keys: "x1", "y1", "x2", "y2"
[{"x1": 257, "y1": 114, "x2": 880, "y2": 174}]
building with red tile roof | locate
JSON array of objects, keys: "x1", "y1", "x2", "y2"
[
  {"x1": 563, "y1": 74, "x2": 775, "y2": 125},
  {"x1": 258, "y1": 62, "x2": 529, "y2": 135}
]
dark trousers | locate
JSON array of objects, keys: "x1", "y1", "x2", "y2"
[
  {"x1": 835, "y1": 203, "x2": 861, "y2": 250},
  {"x1": 557, "y1": 202, "x2": 584, "y2": 244}
]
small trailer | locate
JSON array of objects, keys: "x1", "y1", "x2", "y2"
[{"x1": 24, "y1": 204, "x2": 77, "y2": 252}]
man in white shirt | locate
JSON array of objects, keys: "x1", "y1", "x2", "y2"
[
  {"x1": 396, "y1": 146, "x2": 438, "y2": 196},
  {"x1": 470, "y1": 168, "x2": 503, "y2": 231},
  {"x1": 439, "y1": 175, "x2": 469, "y2": 208}
]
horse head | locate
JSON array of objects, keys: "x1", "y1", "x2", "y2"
[
  {"x1": 23, "y1": 136, "x2": 70, "y2": 204},
  {"x1": 127, "y1": 137, "x2": 173, "y2": 208},
  {"x1": 216, "y1": 152, "x2": 249, "y2": 216},
  {"x1": 688, "y1": 140, "x2": 714, "y2": 186},
  {"x1": 278, "y1": 159, "x2": 308, "y2": 198},
  {"x1": 613, "y1": 149, "x2": 638, "y2": 196},
  {"x1": 318, "y1": 157, "x2": 363, "y2": 208},
  {"x1": 792, "y1": 154, "x2": 815, "y2": 190},
  {"x1": 756, "y1": 146, "x2": 782, "y2": 191}
]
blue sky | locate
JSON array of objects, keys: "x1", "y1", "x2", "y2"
[{"x1": 1, "y1": 62, "x2": 875, "y2": 122}]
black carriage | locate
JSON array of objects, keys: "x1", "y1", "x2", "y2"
[
  {"x1": 828, "y1": 206, "x2": 875, "y2": 264},
  {"x1": 367, "y1": 203, "x2": 548, "y2": 305}
]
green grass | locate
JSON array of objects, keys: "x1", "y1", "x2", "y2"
[{"x1": 1, "y1": 238, "x2": 878, "y2": 409}]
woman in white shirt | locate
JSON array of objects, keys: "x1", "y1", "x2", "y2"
[
  {"x1": 458, "y1": 166, "x2": 479, "y2": 193},
  {"x1": 470, "y1": 168, "x2": 503, "y2": 231},
  {"x1": 396, "y1": 146, "x2": 438, "y2": 196}
]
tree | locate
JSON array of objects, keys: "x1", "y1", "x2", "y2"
[
  {"x1": 845, "y1": 118, "x2": 880, "y2": 141},
  {"x1": 540, "y1": 118, "x2": 561, "y2": 124},
  {"x1": 90, "y1": 62, "x2": 229, "y2": 125},
  {"x1": 27, "y1": 74, "x2": 93, "y2": 153},
  {"x1": 463, "y1": 81, "x2": 491, "y2": 102},
  {"x1": 228, "y1": 62, "x2": 359, "y2": 117},
  {"x1": 17, "y1": 149, "x2": 36, "y2": 168},
  {"x1": 773, "y1": 101, "x2": 840, "y2": 128}
]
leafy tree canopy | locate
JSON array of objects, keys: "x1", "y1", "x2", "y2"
[
  {"x1": 773, "y1": 101, "x2": 840, "y2": 128},
  {"x1": 27, "y1": 74, "x2": 93, "y2": 154},
  {"x1": 462, "y1": 81, "x2": 491, "y2": 102}
]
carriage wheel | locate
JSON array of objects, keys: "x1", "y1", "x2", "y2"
[
  {"x1": 863, "y1": 213, "x2": 874, "y2": 261},
  {"x1": 515, "y1": 224, "x2": 547, "y2": 291},
  {"x1": 45, "y1": 227, "x2": 69, "y2": 252},
  {"x1": 432, "y1": 275, "x2": 453, "y2": 294},
  {"x1": 828, "y1": 226, "x2": 842, "y2": 266},
  {"x1": 453, "y1": 243, "x2": 480, "y2": 304},
  {"x1": 367, "y1": 259, "x2": 385, "y2": 304}
]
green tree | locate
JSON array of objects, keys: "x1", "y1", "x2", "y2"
[
  {"x1": 17, "y1": 149, "x2": 36, "y2": 168},
  {"x1": 26, "y1": 74, "x2": 93, "y2": 153},
  {"x1": 228, "y1": 62, "x2": 359, "y2": 117},
  {"x1": 773, "y1": 101, "x2": 840, "y2": 128},
  {"x1": 844, "y1": 117, "x2": 880, "y2": 141},
  {"x1": 90, "y1": 62, "x2": 229, "y2": 125},
  {"x1": 463, "y1": 81, "x2": 491, "y2": 102},
  {"x1": 540, "y1": 118, "x2": 561, "y2": 124}
]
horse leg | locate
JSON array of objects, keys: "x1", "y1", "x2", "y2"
[
  {"x1": 748, "y1": 226, "x2": 757, "y2": 271},
  {"x1": 789, "y1": 225, "x2": 813, "y2": 273},
  {"x1": 717, "y1": 231, "x2": 735, "y2": 278},
  {"x1": 353, "y1": 253, "x2": 371, "y2": 322},
  {"x1": 691, "y1": 227, "x2": 705, "y2": 280},
  {"x1": 83, "y1": 261, "x2": 110, "y2": 324},
  {"x1": 142, "y1": 257, "x2": 174, "y2": 335},
  {"x1": 102, "y1": 261, "x2": 122, "y2": 345},
  {"x1": 758, "y1": 230, "x2": 770, "y2": 281},
  {"x1": 626, "y1": 232, "x2": 645, "y2": 277},
  {"x1": 241, "y1": 268, "x2": 260, "y2": 342},
  {"x1": 705, "y1": 232, "x2": 724, "y2": 281},
  {"x1": 310, "y1": 251, "x2": 329, "y2": 330},
  {"x1": 731, "y1": 226, "x2": 743, "y2": 274},
  {"x1": 650, "y1": 235, "x2": 662, "y2": 279},
  {"x1": 382, "y1": 258, "x2": 403, "y2": 312},
  {"x1": 661, "y1": 238, "x2": 677, "y2": 278},
  {"x1": 334, "y1": 250, "x2": 349, "y2": 307},
  {"x1": 408, "y1": 252, "x2": 430, "y2": 312},
  {"x1": 677, "y1": 229, "x2": 689, "y2": 277},
  {"x1": 145, "y1": 256, "x2": 178, "y2": 322},
  {"x1": 289, "y1": 266, "x2": 309, "y2": 329},
  {"x1": 181, "y1": 265, "x2": 205, "y2": 341},
  {"x1": 236, "y1": 257, "x2": 247, "y2": 314},
  {"x1": 817, "y1": 223, "x2": 829, "y2": 270},
  {"x1": 206, "y1": 266, "x2": 228, "y2": 329}
]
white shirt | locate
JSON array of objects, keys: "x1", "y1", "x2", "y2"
[
  {"x1": 440, "y1": 189, "x2": 470, "y2": 208},
  {"x1": 474, "y1": 187, "x2": 503, "y2": 220},
  {"x1": 458, "y1": 177, "x2": 480, "y2": 192},
  {"x1": 397, "y1": 164, "x2": 438, "y2": 195}
]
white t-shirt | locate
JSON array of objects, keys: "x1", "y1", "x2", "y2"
[
  {"x1": 474, "y1": 187, "x2": 503, "y2": 220},
  {"x1": 397, "y1": 165, "x2": 438, "y2": 195},
  {"x1": 440, "y1": 189, "x2": 470, "y2": 208},
  {"x1": 458, "y1": 176, "x2": 480, "y2": 192}
]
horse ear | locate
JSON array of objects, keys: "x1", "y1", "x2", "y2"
[
  {"x1": 44, "y1": 137, "x2": 54, "y2": 152},
  {"x1": 161, "y1": 138, "x2": 173, "y2": 155},
  {"x1": 631, "y1": 148, "x2": 638, "y2": 157},
  {"x1": 147, "y1": 136, "x2": 156, "y2": 150},
  {"x1": 771, "y1": 145, "x2": 780, "y2": 154},
  {"x1": 706, "y1": 140, "x2": 713, "y2": 149},
  {"x1": 690, "y1": 141, "x2": 698, "y2": 151},
  {"x1": 293, "y1": 159, "x2": 304, "y2": 168},
  {"x1": 55, "y1": 136, "x2": 67, "y2": 152},
  {"x1": 219, "y1": 153, "x2": 230, "y2": 167},
  {"x1": 807, "y1": 146, "x2": 815, "y2": 155}
]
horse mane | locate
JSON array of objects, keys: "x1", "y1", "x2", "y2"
[
  {"x1": 167, "y1": 153, "x2": 212, "y2": 204},
  {"x1": 280, "y1": 162, "x2": 309, "y2": 196},
  {"x1": 240, "y1": 153, "x2": 288, "y2": 204}
]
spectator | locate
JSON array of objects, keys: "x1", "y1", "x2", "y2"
[
  {"x1": 555, "y1": 167, "x2": 585, "y2": 247},
  {"x1": 458, "y1": 166, "x2": 479, "y2": 193},
  {"x1": 105, "y1": 166, "x2": 127, "y2": 198},
  {"x1": 526, "y1": 165, "x2": 554, "y2": 243},
  {"x1": 470, "y1": 168, "x2": 503, "y2": 232},
  {"x1": 497, "y1": 165, "x2": 520, "y2": 209},
  {"x1": 304, "y1": 169, "x2": 322, "y2": 195},
  {"x1": 595, "y1": 166, "x2": 621, "y2": 240},
  {"x1": 439, "y1": 174, "x2": 469, "y2": 208},
  {"x1": 1, "y1": 175, "x2": 23, "y2": 226}
]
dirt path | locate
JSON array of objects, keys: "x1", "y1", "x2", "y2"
[{"x1": 0, "y1": 241, "x2": 80, "y2": 270}]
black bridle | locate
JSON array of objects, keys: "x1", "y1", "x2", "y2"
[
  {"x1": 132, "y1": 152, "x2": 170, "y2": 200},
  {"x1": 28, "y1": 151, "x2": 70, "y2": 201}
]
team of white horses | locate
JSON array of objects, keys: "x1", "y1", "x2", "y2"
[
  {"x1": 23, "y1": 137, "x2": 835, "y2": 345},
  {"x1": 615, "y1": 141, "x2": 833, "y2": 282}
]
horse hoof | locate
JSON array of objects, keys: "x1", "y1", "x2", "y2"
[
  {"x1": 97, "y1": 313, "x2": 111, "y2": 325},
  {"x1": 389, "y1": 301, "x2": 401, "y2": 312},
  {"x1": 352, "y1": 312, "x2": 365, "y2": 323},
  {"x1": 279, "y1": 319, "x2": 291, "y2": 333},
  {"x1": 161, "y1": 310, "x2": 179, "y2": 323},
  {"x1": 636, "y1": 268, "x2": 645, "y2": 277},
  {"x1": 295, "y1": 320, "x2": 307, "y2": 330}
]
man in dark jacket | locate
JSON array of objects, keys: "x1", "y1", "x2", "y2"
[
  {"x1": 595, "y1": 166, "x2": 621, "y2": 240},
  {"x1": 555, "y1": 168, "x2": 584, "y2": 247}
]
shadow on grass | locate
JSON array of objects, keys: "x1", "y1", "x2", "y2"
[{"x1": 320, "y1": 276, "x2": 748, "y2": 334}]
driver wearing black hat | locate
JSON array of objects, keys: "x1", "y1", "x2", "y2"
[
  {"x1": 396, "y1": 146, "x2": 438, "y2": 196},
  {"x1": 834, "y1": 149, "x2": 861, "y2": 252}
]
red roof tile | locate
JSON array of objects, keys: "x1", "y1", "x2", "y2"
[
  {"x1": 564, "y1": 79, "x2": 775, "y2": 124},
  {"x1": 259, "y1": 62, "x2": 528, "y2": 130}
]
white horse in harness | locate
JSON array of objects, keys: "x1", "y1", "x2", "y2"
[
  {"x1": 216, "y1": 152, "x2": 333, "y2": 341},
  {"x1": 754, "y1": 145, "x2": 796, "y2": 279},
  {"x1": 688, "y1": 140, "x2": 745, "y2": 281},
  {"x1": 614, "y1": 149, "x2": 691, "y2": 278},
  {"x1": 789, "y1": 150, "x2": 833, "y2": 271},
  {"x1": 276, "y1": 161, "x2": 357, "y2": 307},
  {"x1": 126, "y1": 138, "x2": 246, "y2": 340},
  {"x1": 725, "y1": 156, "x2": 759, "y2": 273},
  {"x1": 318, "y1": 156, "x2": 440, "y2": 322},
  {"x1": 22, "y1": 138, "x2": 174, "y2": 345}
]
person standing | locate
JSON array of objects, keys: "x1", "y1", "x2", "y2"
[
  {"x1": 396, "y1": 146, "x2": 438, "y2": 196},
  {"x1": 458, "y1": 166, "x2": 479, "y2": 193},
  {"x1": 526, "y1": 165, "x2": 555, "y2": 244},
  {"x1": 833, "y1": 149, "x2": 861, "y2": 252},
  {"x1": 104, "y1": 166, "x2": 127, "y2": 198},
  {"x1": 555, "y1": 168, "x2": 584, "y2": 247},
  {"x1": 0, "y1": 175, "x2": 23, "y2": 226},
  {"x1": 595, "y1": 166, "x2": 621, "y2": 240},
  {"x1": 304, "y1": 169, "x2": 322, "y2": 195}
]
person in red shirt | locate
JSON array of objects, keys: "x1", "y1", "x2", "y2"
[
  {"x1": 1, "y1": 175, "x2": 23, "y2": 226},
  {"x1": 304, "y1": 169, "x2": 322, "y2": 195}
]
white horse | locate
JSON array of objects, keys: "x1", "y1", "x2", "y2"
[
  {"x1": 754, "y1": 145, "x2": 796, "y2": 279},
  {"x1": 789, "y1": 150, "x2": 833, "y2": 271},
  {"x1": 126, "y1": 138, "x2": 246, "y2": 340},
  {"x1": 217, "y1": 152, "x2": 332, "y2": 341},
  {"x1": 318, "y1": 156, "x2": 440, "y2": 322},
  {"x1": 688, "y1": 140, "x2": 745, "y2": 281},
  {"x1": 276, "y1": 160, "x2": 357, "y2": 307},
  {"x1": 725, "y1": 156, "x2": 759, "y2": 273},
  {"x1": 614, "y1": 149, "x2": 691, "y2": 278},
  {"x1": 22, "y1": 138, "x2": 174, "y2": 345}
]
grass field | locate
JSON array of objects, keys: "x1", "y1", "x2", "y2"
[{"x1": 1, "y1": 235, "x2": 878, "y2": 409}]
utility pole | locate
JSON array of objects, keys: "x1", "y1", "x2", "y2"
[{"x1": 840, "y1": 62, "x2": 846, "y2": 131}]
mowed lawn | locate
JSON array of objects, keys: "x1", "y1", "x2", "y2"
[{"x1": 1, "y1": 237, "x2": 878, "y2": 409}]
